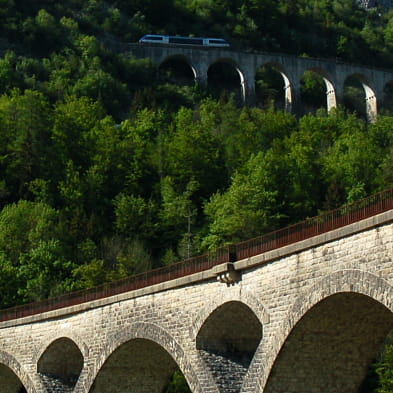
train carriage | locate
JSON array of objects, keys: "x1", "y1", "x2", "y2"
[{"x1": 139, "y1": 34, "x2": 230, "y2": 48}]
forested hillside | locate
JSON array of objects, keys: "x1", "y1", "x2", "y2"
[
  {"x1": 1, "y1": 0, "x2": 393, "y2": 391},
  {"x1": 0, "y1": 0, "x2": 392, "y2": 305}
]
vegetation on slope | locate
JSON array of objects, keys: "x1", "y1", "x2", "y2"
[
  {"x1": 1, "y1": 94, "x2": 393, "y2": 305},
  {"x1": 0, "y1": 1, "x2": 393, "y2": 390}
]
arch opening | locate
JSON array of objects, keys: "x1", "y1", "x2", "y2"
[
  {"x1": 300, "y1": 69, "x2": 335, "y2": 115},
  {"x1": 381, "y1": 80, "x2": 393, "y2": 116},
  {"x1": 196, "y1": 301, "x2": 262, "y2": 393},
  {"x1": 0, "y1": 364, "x2": 27, "y2": 393},
  {"x1": 159, "y1": 56, "x2": 196, "y2": 86},
  {"x1": 264, "y1": 292, "x2": 393, "y2": 393},
  {"x1": 38, "y1": 337, "x2": 83, "y2": 392},
  {"x1": 255, "y1": 64, "x2": 287, "y2": 111},
  {"x1": 208, "y1": 61, "x2": 243, "y2": 104},
  {"x1": 343, "y1": 75, "x2": 377, "y2": 121},
  {"x1": 90, "y1": 338, "x2": 191, "y2": 393}
]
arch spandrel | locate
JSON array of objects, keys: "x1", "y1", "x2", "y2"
[{"x1": 0, "y1": 350, "x2": 38, "y2": 393}]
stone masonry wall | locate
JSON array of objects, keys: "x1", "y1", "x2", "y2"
[{"x1": 0, "y1": 211, "x2": 393, "y2": 393}]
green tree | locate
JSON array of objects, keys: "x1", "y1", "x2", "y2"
[
  {"x1": 377, "y1": 344, "x2": 393, "y2": 393},
  {"x1": 52, "y1": 95, "x2": 104, "y2": 170},
  {"x1": 164, "y1": 370, "x2": 192, "y2": 393},
  {"x1": 203, "y1": 150, "x2": 282, "y2": 249},
  {"x1": 0, "y1": 89, "x2": 54, "y2": 199},
  {"x1": 0, "y1": 51, "x2": 19, "y2": 93},
  {"x1": 0, "y1": 200, "x2": 73, "y2": 306},
  {"x1": 322, "y1": 114, "x2": 379, "y2": 204},
  {"x1": 165, "y1": 106, "x2": 226, "y2": 198},
  {"x1": 221, "y1": 107, "x2": 297, "y2": 172},
  {"x1": 114, "y1": 193, "x2": 156, "y2": 238},
  {"x1": 159, "y1": 177, "x2": 198, "y2": 259}
]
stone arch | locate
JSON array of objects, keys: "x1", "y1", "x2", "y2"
[
  {"x1": 191, "y1": 287, "x2": 269, "y2": 340},
  {"x1": 37, "y1": 337, "x2": 85, "y2": 391},
  {"x1": 254, "y1": 62, "x2": 292, "y2": 111},
  {"x1": 300, "y1": 67, "x2": 337, "y2": 113},
  {"x1": 159, "y1": 54, "x2": 197, "y2": 85},
  {"x1": 194, "y1": 289, "x2": 265, "y2": 393},
  {"x1": 33, "y1": 331, "x2": 89, "y2": 365},
  {"x1": 0, "y1": 350, "x2": 37, "y2": 393},
  {"x1": 81, "y1": 322, "x2": 207, "y2": 393},
  {"x1": 196, "y1": 301, "x2": 263, "y2": 355},
  {"x1": 207, "y1": 58, "x2": 247, "y2": 103},
  {"x1": 343, "y1": 74, "x2": 377, "y2": 122},
  {"x1": 250, "y1": 269, "x2": 393, "y2": 393},
  {"x1": 285, "y1": 270, "x2": 393, "y2": 326}
]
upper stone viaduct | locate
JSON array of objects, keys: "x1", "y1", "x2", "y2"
[
  {"x1": 1, "y1": 190, "x2": 393, "y2": 393},
  {"x1": 129, "y1": 43, "x2": 393, "y2": 121}
]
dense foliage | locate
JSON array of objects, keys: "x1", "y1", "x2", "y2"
[
  {"x1": 0, "y1": 93, "x2": 393, "y2": 305},
  {"x1": 0, "y1": 0, "x2": 393, "y2": 390}
]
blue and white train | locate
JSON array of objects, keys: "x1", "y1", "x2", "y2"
[{"x1": 139, "y1": 34, "x2": 230, "y2": 48}]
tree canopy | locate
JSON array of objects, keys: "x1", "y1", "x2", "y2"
[{"x1": 0, "y1": 1, "x2": 392, "y2": 391}]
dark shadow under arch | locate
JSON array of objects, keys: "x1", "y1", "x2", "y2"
[
  {"x1": 38, "y1": 337, "x2": 84, "y2": 391},
  {"x1": 264, "y1": 292, "x2": 393, "y2": 393},
  {"x1": 159, "y1": 55, "x2": 196, "y2": 85},
  {"x1": 381, "y1": 80, "x2": 393, "y2": 115},
  {"x1": 191, "y1": 290, "x2": 269, "y2": 341},
  {"x1": 343, "y1": 74, "x2": 377, "y2": 121},
  {"x1": 82, "y1": 322, "x2": 208, "y2": 393},
  {"x1": 249, "y1": 269, "x2": 393, "y2": 393},
  {"x1": 197, "y1": 301, "x2": 262, "y2": 393},
  {"x1": 255, "y1": 63, "x2": 287, "y2": 110},
  {"x1": 300, "y1": 69, "x2": 334, "y2": 114},
  {"x1": 208, "y1": 60, "x2": 244, "y2": 103},
  {"x1": 90, "y1": 338, "x2": 181, "y2": 393}
]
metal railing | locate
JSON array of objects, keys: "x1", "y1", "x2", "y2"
[{"x1": 2, "y1": 187, "x2": 393, "y2": 322}]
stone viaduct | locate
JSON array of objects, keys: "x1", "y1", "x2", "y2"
[
  {"x1": 1, "y1": 192, "x2": 393, "y2": 393},
  {"x1": 129, "y1": 43, "x2": 393, "y2": 121}
]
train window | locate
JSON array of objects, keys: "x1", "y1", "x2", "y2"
[
  {"x1": 207, "y1": 39, "x2": 230, "y2": 47},
  {"x1": 145, "y1": 36, "x2": 164, "y2": 41},
  {"x1": 169, "y1": 37, "x2": 203, "y2": 45}
]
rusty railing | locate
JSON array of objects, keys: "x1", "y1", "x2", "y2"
[{"x1": 1, "y1": 187, "x2": 393, "y2": 322}]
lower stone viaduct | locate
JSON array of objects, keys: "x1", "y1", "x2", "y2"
[
  {"x1": 1, "y1": 190, "x2": 393, "y2": 393},
  {"x1": 129, "y1": 43, "x2": 393, "y2": 121}
]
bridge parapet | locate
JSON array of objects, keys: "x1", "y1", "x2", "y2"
[{"x1": 2, "y1": 187, "x2": 393, "y2": 325}]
